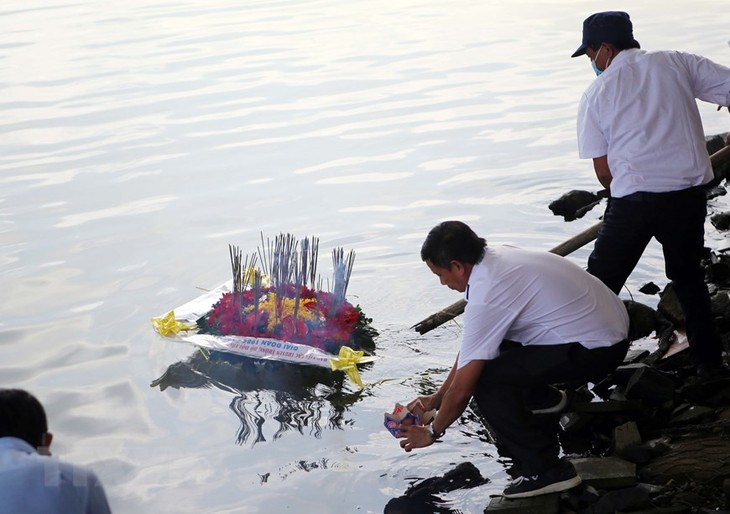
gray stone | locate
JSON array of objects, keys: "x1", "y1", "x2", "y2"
[
  {"x1": 625, "y1": 300, "x2": 660, "y2": 341},
  {"x1": 572, "y1": 456, "x2": 637, "y2": 490},
  {"x1": 559, "y1": 411, "x2": 595, "y2": 433},
  {"x1": 657, "y1": 283, "x2": 684, "y2": 327},
  {"x1": 711, "y1": 211, "x2": 730, "y2": 231},
  {"x1": 624, "y1": 365, "x2": 676, "y2": 404},
  {"x1": 592, "y1": 486, "x2": 651, "y2": 514},
  {"x1": 639, "y1": 282, "x2": 661, "y2": 295},
  {"x1": 668, "y1": 405, "x2": 716, "y2": 426},
  {"x1": 485, "y1": 493, "x2": 560, "y2": 513},
  {"x1": 613, "y1": 421, "x2": 642, "y2": 459}
]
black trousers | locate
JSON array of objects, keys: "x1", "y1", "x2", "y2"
[
  {"x1": 587, "y1": 186, "x2": 721, "y2": 368},
  {"x1": 472, "y1": 339, "x2": 629, "y2": 476}
]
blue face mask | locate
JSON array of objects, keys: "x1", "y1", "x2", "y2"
[
  {"x1": 592, "y1": 59, "x2": 602, "y2": 76},
  {"x1": 591, "y1": 47, "x2": 603, "y2": 76}
]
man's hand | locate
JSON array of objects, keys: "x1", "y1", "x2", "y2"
[
  {"x1": 395, "y1": 424, "x2": 434, "y2": 452},
  {"x1": 407, "y1": 394, "x2": 439, "y2": 413}
]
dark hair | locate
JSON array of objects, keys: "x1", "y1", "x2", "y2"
[
  {"x1": 420, "y1": 221, "x2": 486, "y2": 268},
  {"x1": 0, "y1": 389, "x2": 48, "y2": 447},
  {"x1": 589, "y1": 38, "x2": 640, "y2": 53}
]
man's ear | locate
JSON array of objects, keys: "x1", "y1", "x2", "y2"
[
  {"x1": 38, "y1": 432, "x2": 53, "y2": 456},
  {"x1": 450, "y1": 260, "x2": 466, "y2": 274}
]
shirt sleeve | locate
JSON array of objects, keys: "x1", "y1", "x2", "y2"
[
  {"x1": 457, "y1": 301, "x2": 515, "y2": 368},
  {"x1": 576, "y1": 91, "x2": 608, "y2": 159},
  {"x1": 679, "y1": 51, "x2": 730, "y2": 106}
]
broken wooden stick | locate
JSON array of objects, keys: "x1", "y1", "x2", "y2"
[
  {"x1": 411, "y1": 221, "x2": 602, "y2": 334},
  {"x1": 412, "y1": 142, "x2": 730, "y2": 335}
]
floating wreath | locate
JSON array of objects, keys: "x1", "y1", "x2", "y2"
[{"x1": 152, "y1": 233, "x2": 377, "y2": 386}]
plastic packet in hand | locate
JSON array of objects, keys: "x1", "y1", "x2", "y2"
[
  {"x1": 383, "y1": 402, "x2": 437, "y2": 437},
  {"x1": 409, "y1": 400, "x2": 436, "y2": 425}
]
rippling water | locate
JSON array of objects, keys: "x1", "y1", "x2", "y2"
[{"x1": 1, "y1": 1, "x2": 729, "y2": 512}]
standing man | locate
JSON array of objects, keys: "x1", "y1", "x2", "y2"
[
  {"x1": 0, "y1": 389, "x2": 112, "y2": 514},
  {"x1": 396, "y1": 221, "x2": 630, "y2": 499},
  {"x1": 572, "y1": 11, "x2": 730, "y2": 379}
]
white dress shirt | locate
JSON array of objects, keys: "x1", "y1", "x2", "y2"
[
  {"x1": 577, "y1": 48, "x2": 730, "y2": 198},
  {"x1": 457, "y1": 246, "x2": 629, "y2": 369}
]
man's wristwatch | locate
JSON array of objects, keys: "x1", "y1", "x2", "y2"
[{"x1": 428, "y1": 426, "x2": 445, "y2": 441}]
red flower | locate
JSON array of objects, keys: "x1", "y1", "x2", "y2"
[{"x1": 200, "y1": 284, "x2": 369, "y2": 351}]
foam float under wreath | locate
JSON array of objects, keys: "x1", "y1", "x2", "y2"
[{"x1": 151, "y1": 233, "x2": 378, "y2": 387}]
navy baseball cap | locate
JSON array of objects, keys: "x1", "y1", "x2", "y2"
[{"x1": 571, "y1": 11, "x2": 636, "y2": 58}]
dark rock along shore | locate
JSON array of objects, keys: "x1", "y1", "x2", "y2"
[
  {"x1": 506, "y1": 133, "x2": 730, "y2": 513},
  {"x1": 386, "y1": 135, "x2": 730, "y2": 514}
]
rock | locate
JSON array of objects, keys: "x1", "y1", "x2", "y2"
[
  {"x1": 640, "y1": 282, "x2": 662, "y2": 295},
  {"x1": 668, "y1": 404, "x2": 716, "y2": 426},
  {"x1": 625, "y1": 300, "x2": 661, "y2": 341},
  {"x1": 613, "y1": 421, "x2": 643, "y2": 460},
  {"x1": 706, "y1": 186, "x2": 728, "y2": 200},
  {"x1": 712, "y1": 212, "x2": 730, "y2": 231},
  {"x1": 548, "y1": 190, "x2": 601, "y2": 221},
  {"x1": 572, "y1": 456, "x2": 637, "y2": 489},
  {"x1": 707, "y1": 261, "x2": 730, "y2": 285},
  {"x1": 625, "y1": 366, "x2": 678, "y2": 405},
  {"x1": 706, "y1": 133, "x2": 730, "y2": 185},
  {"x1": 529, "y1": 133, "x2": 730, "y2": 512},
  {"x1": 639, "y1": 435, "x2": 730, "y2": 486},
  {"x1": 384, "y1": 462, "x2": 487, "y2": 514},
  {"x1": 657, "y1": 283, "x2": 684, "y2": 327},
  {"x1": 486, "y1": 494, "x2": 560, "y2": 513},
  {"x1": 591, "y1": 486, "x2": 651, "y2": 513}
]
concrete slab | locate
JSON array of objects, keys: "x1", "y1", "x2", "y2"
[
  {"x1": 572, "y1": 456, "x2": 637, "y2": 489},
  {"x1": 485, "y1": 493, "x2": 560, "y2": 513}
]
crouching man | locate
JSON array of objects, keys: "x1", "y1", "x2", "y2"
[{"x1": 397, "y1": 221, "x2": 629, "y2": 498}]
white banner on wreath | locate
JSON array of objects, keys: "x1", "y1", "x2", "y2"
[{"x1": 183, "y1": 333, "x2": 334, "y2": 368}]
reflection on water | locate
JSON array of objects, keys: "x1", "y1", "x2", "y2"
[
  {"x1": 151, "y1": 349, "x2": 372, "y2": 445},
  {"x1": 4, "y1": 0, "x2": 729, "y2": 511},
  {"x1": 384, "y1": 462, "x2": 488, "y2": 514}
]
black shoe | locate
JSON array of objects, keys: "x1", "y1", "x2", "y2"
[
  {"x1": 526, "y1": 386, "x2": 567, "y2": 415},
  {"x1": 502, "y1": 460, "x2": 581, "y2": 499}
]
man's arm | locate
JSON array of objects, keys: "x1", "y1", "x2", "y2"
[
  {"x1": 593, "y1": 155, "x2": 613, "y2": 190},
  {"x1": 407, "y1": 356, "x2": 459, "y2": 413},
  {"x1": 397, "y1": 359, "x2": 485, "y2": 452}
]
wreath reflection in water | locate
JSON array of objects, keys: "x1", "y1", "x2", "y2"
[
  {"x1": 151, "y1": 233, "x2": 378, "y2": 387},
  {"x1": 151, "y1": 348, "x2": 373, "y2": 445}
]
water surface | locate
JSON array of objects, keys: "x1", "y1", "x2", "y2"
[{"x1": 1, "y1": 1, "x2": 729, "y2": 512}]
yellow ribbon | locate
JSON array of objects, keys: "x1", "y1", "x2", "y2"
[
  {"x1": 329, "y1": 346, "x2": 366, "y2": 388},
  {"x1": 243, "y1": 267, "x2": 270, "y2": 287},
  {"x1": 151, "y1": 310, "x2": 197, "y2": 337}
]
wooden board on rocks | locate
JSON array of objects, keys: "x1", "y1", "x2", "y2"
[{"x1": 485, "y1": 493, "x2": 560, "y2": 513}]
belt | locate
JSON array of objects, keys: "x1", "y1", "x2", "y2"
[{"x1": 619, "y1": 185, "x2": 705, "y2": 202}]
